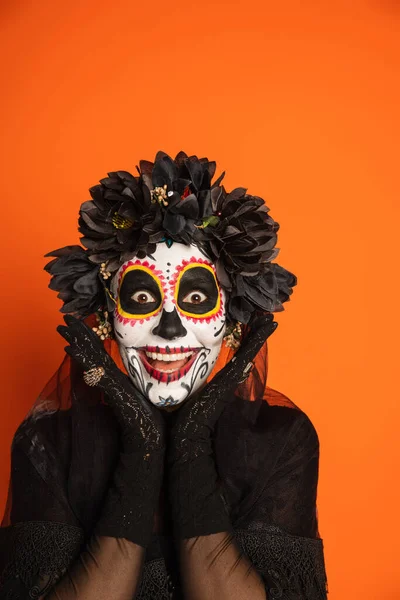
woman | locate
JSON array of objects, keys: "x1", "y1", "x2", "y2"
[{"x1": 0, "y1": 151, "x2": 328, "y2": 599}]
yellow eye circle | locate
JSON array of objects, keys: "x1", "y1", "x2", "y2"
[
  {"x1": 175, "y1": 262, "x2": 221, "y2": 319},
  {"x1": 117, "y1": 264, "x2": 164, "y2": 319}
]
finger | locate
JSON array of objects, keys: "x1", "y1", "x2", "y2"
[
  {"x1": 64, "y1": 314, "x2": 80, "y2": 326},
  {"x1": 64, "y1": 345, "x2": 77, "y2": 358},
  {"x1": 63, "y1": 316, "x2": 92, "y2": 339},
  {"x1": 57, "y1": 325, "x2": 73, "y2": 342},
  {"x1": 252, "y1": 318, "x2": 278, "y2": 342},
  {"x1": 64, "y1": 315, "x2": 90, "y2": 336},
  {"x1": 61, "y1": 317, "x2": 98, "y2": 347},
  {"x1": 240, "y1": 314, "x2": 276, "y2": 348},
  {"x1": 234, "y1": 319, "x2": 277, "y2": 366},
  {"x1": 64, "y1": 346, "x2": 88, "y2": 367},
  {"x1": 248, "y1": 312, "x2": 274, "y2": 333},
  {"x1": 243, "y1": 314, "x2": 277, "y2": 346}
]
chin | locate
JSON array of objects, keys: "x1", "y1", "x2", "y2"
[{"x1": 157, "y1": 402, "x2": 184, "y2": 412}]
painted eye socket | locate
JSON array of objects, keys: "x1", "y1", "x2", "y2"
[
  {"x1": 131, "y1": 290, "x2": 157, "y2": 304},
  {"x1": 118, "y1": 266, "x2": 163, "y2": 318},
  {"x1": 181, "y1": 290, "x2": 208, "y2": 305},
  {"x1": 176, "y1": 264, "x2": 221, "y2": 318}
]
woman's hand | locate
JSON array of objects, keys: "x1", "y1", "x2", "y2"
[
  {"x1": 168, "y1": 312, "x2": 278, "y2": 539},
  {"x1": 172, "y1": 312, "x2": 277, "y2": 439},
  {"x1": 57, "y1": 315, "x2": 165, "y2": 548},
  {"x1": 57, "y1": 315, "x2": 165, "y2": 451}
]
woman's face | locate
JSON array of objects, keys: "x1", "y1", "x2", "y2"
[{"x1": 111, "y1": 242, "x2": 226, "y2": 407}]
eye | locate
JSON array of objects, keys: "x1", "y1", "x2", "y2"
[
  {"x1": 131, "y1": 290, "x2": 156, "y2": 304},
  {"x1": 182, "y1": 290, "x2": 208, "y2": 304}
]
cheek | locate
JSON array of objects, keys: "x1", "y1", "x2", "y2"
[
  {"x1": 192, "y1": 322, "x2": 226, "y2": 349},
  {"x1": 113, "y1": 312, "x2": 158, "y2": 345}
]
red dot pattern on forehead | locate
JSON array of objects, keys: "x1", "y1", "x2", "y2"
[
  {"x1": 169, "y1": 257, "x2": 224, "y2": 323},
  {"x1": 114, "y1": 259, "x2": 167, "y2": 326}
]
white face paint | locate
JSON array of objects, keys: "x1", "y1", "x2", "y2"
[{"x1": 111, "y1": 242, "x2": 227, "y2": 407}]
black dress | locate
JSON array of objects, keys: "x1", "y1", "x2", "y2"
[{"x1": 0, "y1": 381, "x2": 328, "y2": 599}]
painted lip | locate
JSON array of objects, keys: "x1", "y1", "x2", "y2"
[{"x1": 138, "y1": 345, "x2": 201, "y2": 384}]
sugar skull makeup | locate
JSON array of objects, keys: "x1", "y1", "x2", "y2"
[{"x1": 111, "y1": 242, "x2": 227, "y2": 407}]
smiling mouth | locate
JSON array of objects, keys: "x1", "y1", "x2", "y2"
[{"x1": 138, "y1": 346, "x2": 201, "y2": 383}]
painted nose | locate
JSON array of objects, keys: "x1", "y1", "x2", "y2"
[{"x1": 152, "y1": 308, "x2": 187, "y2": 340}]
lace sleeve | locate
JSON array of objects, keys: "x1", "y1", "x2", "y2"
[
  {"x1": 0, "y1": 422, "x2": 84, "y2": 598},
  {"x1": 0, "y1": 522, "x2": 84, "y2": 599},
  {"x1": 234, "y1": 525, "x2": 327, "y2": 600},
  {"x1": 235, "y1": 410, "x2": 329, "y2": 599}
]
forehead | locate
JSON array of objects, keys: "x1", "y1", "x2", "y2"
[
  {"x1": 118, "y1": 242, "x2": 215, "y2": 279},
  {"x1": 149, "y1": 242, "x2": 212, "y2": 271}
]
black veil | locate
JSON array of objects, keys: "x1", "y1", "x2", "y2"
[{"x1": 0, "y1": 315, "x2": 328, "y2": 598}]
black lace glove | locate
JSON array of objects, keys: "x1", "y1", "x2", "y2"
[
  {"x1": 57, "y1": 315, "x2": 165, "y2": 548},
  {"x1": 167, "y1": 313, "x2": 278, "y2": 540}
]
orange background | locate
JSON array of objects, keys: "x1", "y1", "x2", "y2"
[{"x1": 0, "y1": 1, "x2": 399, "y2": 598}]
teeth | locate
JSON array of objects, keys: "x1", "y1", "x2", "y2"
[{"x1": 145, "y1": 350, "x2": 193, "y2": 362}]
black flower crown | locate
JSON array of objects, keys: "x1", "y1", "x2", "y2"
[{"x1": 45, "y1": 150, "x2": 297, "y2": 325}]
